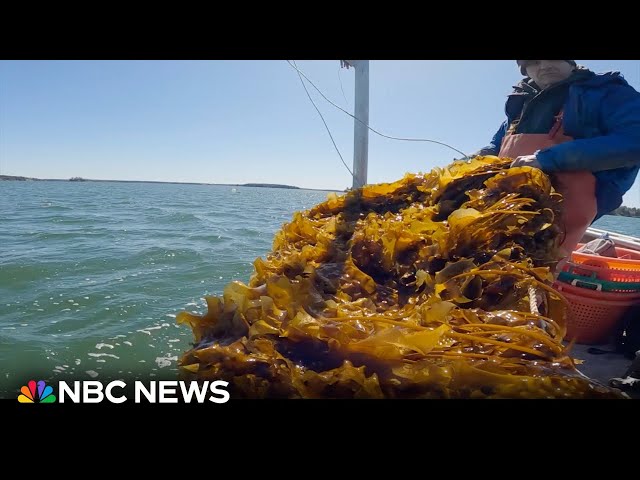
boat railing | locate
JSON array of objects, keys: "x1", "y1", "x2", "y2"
[{"x1": 584, "y1": 227, "x2": 640, "y2": 251}]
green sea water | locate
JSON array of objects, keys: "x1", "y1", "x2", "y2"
[{"x1": 0, "y1": 181, "x2": 333, "y2": 398}]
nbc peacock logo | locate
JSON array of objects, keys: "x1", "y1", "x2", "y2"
[{"x1": 18, "y1": 380, "x2": 56, "y2": 403}]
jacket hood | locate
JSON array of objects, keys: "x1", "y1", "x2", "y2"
[{"x1": 581, "y1": 70, "x2": 631, "y2": 88}]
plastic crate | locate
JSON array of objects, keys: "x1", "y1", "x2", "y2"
[
  {"x1": 572, "y1": 245, "x2": 640, "y2": 277},
  {"x1": 558, "y1": 267, "x2": 640, "y2": 293},
  {"x1": 555, "y1": 280, "x2": 640, "y2": 301}
]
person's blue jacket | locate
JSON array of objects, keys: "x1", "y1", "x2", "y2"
[{"x1": 480, "y1": 70, "x2": 640, "y2": 219}]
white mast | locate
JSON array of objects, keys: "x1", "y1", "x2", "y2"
[{"x1": 342, "y1": 60, "x2": 369, "y2": 189}]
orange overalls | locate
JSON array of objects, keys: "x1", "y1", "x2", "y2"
[{"x1": 498, "y1": 111, "x2": 598, "y2": 260}]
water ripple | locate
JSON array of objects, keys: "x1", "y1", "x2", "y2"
[{"x1": 0, "y1": 181, "x2": 336, "y2": 397}]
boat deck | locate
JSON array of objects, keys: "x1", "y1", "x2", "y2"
[{"x1": 569, "y1": 343, "x2": 639, "y2": 398}]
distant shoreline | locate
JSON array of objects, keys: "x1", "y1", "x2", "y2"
[
  {"x1": 3, "y1": 176, "x2": 637, "y2": 211},
  {"x1": 0, "y1": 175, "x2": 344, "y2": 193}
]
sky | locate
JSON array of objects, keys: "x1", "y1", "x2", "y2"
[{"x1": 1, "y1": 60, "x2": 640, "y2": 207}]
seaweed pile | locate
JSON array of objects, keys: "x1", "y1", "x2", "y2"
[{"x1": 177, "y1": 156, "x2": 625, "y2": 398}]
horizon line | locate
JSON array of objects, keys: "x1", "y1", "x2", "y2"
[{"x1": 0, "y1": 174, "x2": 346, "y2": 193}]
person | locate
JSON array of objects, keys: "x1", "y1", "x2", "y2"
[{"x1": 475, "y1": 60, "x2": 640, "y2": 262}]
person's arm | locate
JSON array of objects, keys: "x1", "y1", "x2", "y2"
[
  {"x1": 536, "y1": 84, "x2": 640, "y2": 172},
  {"x1": 472, "y1": 121, "x2": 508, "y2": 156}
]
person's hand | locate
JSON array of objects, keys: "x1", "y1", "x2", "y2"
[{"x1": 511, "y1": 155, "x2": 542, "y2": 170}]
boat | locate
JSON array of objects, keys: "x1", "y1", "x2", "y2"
[{"x1": 561, "y1": 226, "x2": 640, "y2": 397}]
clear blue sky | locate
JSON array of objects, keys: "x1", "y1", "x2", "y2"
[{"x1": 1, "y1": 60, "x2": 639, "y2": 207}]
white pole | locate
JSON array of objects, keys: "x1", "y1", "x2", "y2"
[{"x1": 345, "y1": 60, "x2": 369, "y2": 189}]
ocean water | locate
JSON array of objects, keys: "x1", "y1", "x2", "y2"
[
  {"x1": 590, "y1": 214, "x2": 640, "y2": 238},
  {"x1": 0, "y1": 181, "x2": 333, "y2": 398},
  {"x1": 1, "y1": 180, "x2": 639, "y2": 398}
]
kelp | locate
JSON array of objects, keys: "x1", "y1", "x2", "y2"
[{"x1": 177, "y1": 156, "x2": 625, "y2": 398}]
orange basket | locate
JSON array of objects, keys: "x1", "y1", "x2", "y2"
[
  {"x1": 571, "y1": 245, "x2": 640, "y2": 280},
  {"x1": 554, "y1": 282, "x2": 640, "y2": 344}
]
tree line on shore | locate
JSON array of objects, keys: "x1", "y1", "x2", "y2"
[{"x1": 611, "y1": 205, "x2": 640, "y2": 218}]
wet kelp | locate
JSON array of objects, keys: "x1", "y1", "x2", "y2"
[{"x1": 177, "y1": 156, "x2": 624, "y2": 398}]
